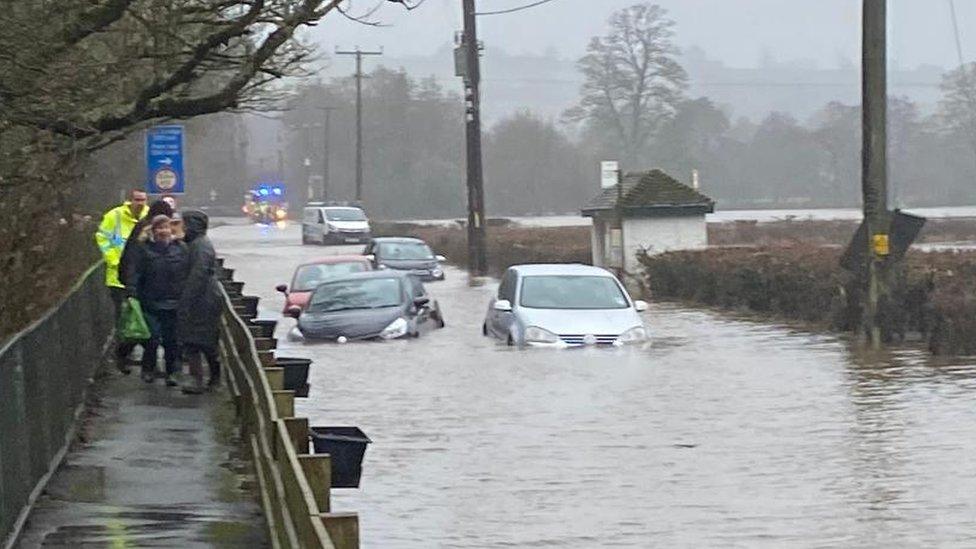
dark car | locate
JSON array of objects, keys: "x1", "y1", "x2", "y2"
[
  {"x1": 287, "y1": 271, "x2": 445, "y2": 341},
  {"x1": 363, "y1": 237, "x2": 446, "y2": 281}
]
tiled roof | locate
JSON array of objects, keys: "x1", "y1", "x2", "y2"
[{"x1": 581, "y1": 169, "x2": 715, "y2": 216}]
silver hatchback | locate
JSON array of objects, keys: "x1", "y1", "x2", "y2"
[{"x1": 482, "y1": 264, "x2": 648, "y2": 347}]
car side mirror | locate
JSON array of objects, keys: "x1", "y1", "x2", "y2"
[
  {"x1": 634, "y1": 300, "x2": 649, "y2": 312},
  {"x1": 435, "y1": 255, "x2": 446, "y2": 262},
  {"x1": 493, "y1": 299, "x2": 512, "y2": 312},
  {"x1": 285, "y1": 306, "x2": 302, "y2": 319},
  {"x1": 275, "y1": 284, "x2": 288, "y2": 294},
  {"x1": 413, "y1": 296, "x2": 430, "y2": 308}
]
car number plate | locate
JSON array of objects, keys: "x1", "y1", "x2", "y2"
[{"x1": 345, "y1": 238, "x2": 359, "y2": 243}]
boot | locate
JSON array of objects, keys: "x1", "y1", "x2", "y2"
[{"x1": 182, "y1": 353, "x2": 205, "y2": 394}]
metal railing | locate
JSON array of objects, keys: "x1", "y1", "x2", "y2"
[
  {"x1": 0, "y1": 262, "x2": 113, "y2": 549},
  {"x1": 218, "y1": 267, "x2": 359, "y2": 549}
]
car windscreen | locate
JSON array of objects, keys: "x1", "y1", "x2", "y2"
[
  {"x1": 293, "y1": 262, "x2": 368, "y2": 291},
  {"x1": 378, "y1": 241, "x2": 434, "y2": 260},
  {"x1": 519, "y1": 275, "x2": 629, "y2": 310},
  {"x1": 308, "y1": 278, "x2": 402, "y2": 312},
  {"x1": 323, "y1": 208, "x2": 366, "y2": 221}
]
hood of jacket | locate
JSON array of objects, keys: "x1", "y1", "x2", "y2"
[{"x1": 182, "y1": 210, "x2": 209, "y2": 243}]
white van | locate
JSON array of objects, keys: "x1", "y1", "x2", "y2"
[{"x1": 301, "y1": 204, "x2": 371, "y2": 245}]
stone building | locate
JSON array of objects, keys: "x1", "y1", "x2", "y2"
[{"x1": 581, "y1": 169, "x2": 715, "y2": 279}]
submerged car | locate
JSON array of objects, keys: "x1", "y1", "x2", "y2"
[
  {"x1": 276, "y1": 256, "x2": 372, "y2": 313},
  {"x1": 482, "y1": 264, "x2": 648, "y2": 347},
  {"x1": 364, "y1": 237, "x2": 446, "y2": 281},
  {"x1": 288, "y1": 271, "x2": 445, "y2": 341}
]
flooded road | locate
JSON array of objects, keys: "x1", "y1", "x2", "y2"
[{"x1": 214, "y1": 222, "x2": 976, "y2": 548}]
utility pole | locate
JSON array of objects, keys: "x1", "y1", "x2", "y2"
[
  {"x1": 316, "y1": 106, "x2": 336, "y2": 201},
  {"x1": 460, "y1": 0, "x2": 488, "y2": 276},
  {"x1": 862, "y1": 0, "x2": 890, "y2": 348},
  {"x1": 336, "y1": 47, "x2": 382, "y2": 203}
]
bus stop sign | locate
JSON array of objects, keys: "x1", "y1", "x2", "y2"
[{"x1": 146, "y1": 125, "x2": 185, "y2": 194}]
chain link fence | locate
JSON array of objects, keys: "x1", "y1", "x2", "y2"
[{"x1": 0, "y1": 262, "x2": 112, "y2": 547}]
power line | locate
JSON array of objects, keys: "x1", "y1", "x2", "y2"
[{"x1": 475, "y1": 0, "x2": 558, "y2": 16}]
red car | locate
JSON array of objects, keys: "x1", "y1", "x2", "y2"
[{"x1": 276, "y1": 256, "x2": 372, "y2": 313}]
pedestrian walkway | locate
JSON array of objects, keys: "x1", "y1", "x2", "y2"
[{"x1": 15, "y1": 370, "x2": 268, "y2": 548}]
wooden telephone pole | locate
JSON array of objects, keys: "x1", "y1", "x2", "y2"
[
  {"x1": 461, "y1": 0, "x2": 488, "y2": 276},
  {"x1": 862, "y1": 0, "x2": 890, "y2": 348},
  {"x1": 336, "y1": 47, "x2": 382, "y2": 203}
]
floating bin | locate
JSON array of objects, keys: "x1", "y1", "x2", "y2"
[
  {"x1": 310, "y1": 426, "x2": 372, "y2": 488},
  {"x1": 234, "y1": 295, "x2": 259, "y2": 317},
  {"x1": 218, "y1": 267, "x2": 234, "y2": 281},
  {"x1": 276, "y1": 357, "x2": 311, "y2": 397},
  {"x1": 248, "y1": 319, "x2": 278, "y2": 339},
  {"x1": 254, "y1": 337, "x2": 276, "y2": 351},
  {"x1": 217, "y1": 257, "x2": 225, "y2": 268}
]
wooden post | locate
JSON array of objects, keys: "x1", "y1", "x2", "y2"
[
  {"x1": 272, "y1": 390, "x2": 294, "y2": 418},
  {"x1": 264, "y1": 367, "x2": 285, "y2": 391},
  {"x1": 862, "y1": 0, "x2": 889, "y2": 348},
  {"x1": 255, "y1": 337, "x2": 277, "y2": 351},
  {"x1": 320, "y1": 513, "x2": 359, "y2": 549},
  {"x1": 258, "y1": 350, "x2": 276, "y2": 367},
  {"x1": 283, "y1": 417, "x2": 310, "y2": 454},
  {"x1": 299, "y1": 454, "x2": 332, "y2": 512}
]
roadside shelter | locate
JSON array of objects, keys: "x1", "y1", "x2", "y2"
[{"x1": 581, "y1": 169, "x2": 715, "y2": 278}]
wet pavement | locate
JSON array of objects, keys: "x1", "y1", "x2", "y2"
[
  {"x1": 216, "y1": 222, "x2": 976, "y2": 548},
  {"x1": 16, "y1": 370, "x2": 267, "y2": 548}
]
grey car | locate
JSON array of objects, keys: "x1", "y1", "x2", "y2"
[
  {"x1": 364, "y1": 237, "x2": 446, "y2": 281},
  {"x1": 288, "y1": 271, "x2": 445, "y2": 341},
  {"x1": 483, "y1": 264, "x2": 648, "y2": 347}
]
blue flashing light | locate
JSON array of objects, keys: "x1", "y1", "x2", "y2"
[
  {"x1": 259, "y1": 188, "x2": 270, "y2": 196},
  {"x1": 272, "y1": 187, "x2": 282, "y2": 196}
]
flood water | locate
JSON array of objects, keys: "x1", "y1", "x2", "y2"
[{"x1": 214, "y1": 222, "x2": 976, "y2": 548}]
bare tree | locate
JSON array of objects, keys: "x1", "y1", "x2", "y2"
[
  {"x1": 564, "y1": 3, "x2": 687, "y2": 167},
  {"x1": 938, "y1": 62, "x2": 976, "y2": 167},
  {"x1": 0, "y1": 0, "x2": 347, "y2": 156}
]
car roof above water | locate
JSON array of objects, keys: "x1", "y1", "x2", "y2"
[
  {"x1": 315, "y1": 270, "x2": 412, "y2": 285},
  {"x1": 371, "y1": 236, "x2": 426, "y2": 244},
  {"x1": 509, "y1": 263, "x2": 615, "y2": 277},
  {"x1": 297, "y1": 255, "x2": 370, "y2": 267}
]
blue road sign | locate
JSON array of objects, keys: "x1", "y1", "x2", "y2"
[{"x1": 146, "y1": 125, "x2": 185, "y2": 194}]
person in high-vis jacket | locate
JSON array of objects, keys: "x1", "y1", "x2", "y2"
[{"x1": 95, "y1": 189, "x2": 148, "y2": 373}]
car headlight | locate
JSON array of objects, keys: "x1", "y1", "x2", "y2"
[
  {"x1": 326, "y1": 222, "x2": 338, "y2": 230},
  {"x1": 431, "y1": 268, "x2": 443, "y2": 277},
  {"x1": 380, "y1": 317, "x2": 408, "y2": 339},
  {"x1": 618, "y1": 326, "x2": 648, "y2": 343},
  {"x1": 524, "y1": 326, "x2": 559, "y2": 344},
  {"x1": 377, "y1": 264, "x2": 389, "y2": 270}
]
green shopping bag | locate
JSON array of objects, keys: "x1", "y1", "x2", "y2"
[{"x1": 119, "y1": 297, "x2": 151, "y2": 341}]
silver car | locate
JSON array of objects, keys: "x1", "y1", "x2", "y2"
[{"x1": 482, "y1": 264, "x2": 649, "y2": 347}]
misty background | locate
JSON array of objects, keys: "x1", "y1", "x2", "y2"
[{"x1": 89, "y1": 1, "x2": 976, "y2": 218}]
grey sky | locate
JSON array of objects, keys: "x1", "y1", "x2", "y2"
[{"x1": 310, "y1": 0, "x2": 976, "y2": 69}]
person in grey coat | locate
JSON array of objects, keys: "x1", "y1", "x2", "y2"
[{"x1": 178, "y1": 210, "x2": 223, "y2": 394}]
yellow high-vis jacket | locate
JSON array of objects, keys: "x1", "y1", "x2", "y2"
[{"x1": 94, "y1": 202, "x2": 147, "y2": 288}]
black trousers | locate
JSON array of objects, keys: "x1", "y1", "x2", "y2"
[
  {"x1": 109, "y1": 287, "x2": 139, "y2": 360},
  {"x1": 184, "y1": 343, "x2": 221, "y2": 381},
  {"x1": 143, "y1": 308, "x2": 181, "y2": 375}
]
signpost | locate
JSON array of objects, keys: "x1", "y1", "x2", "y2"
[{"x1": 146, "y1": 125, "x2": 186, "y2": 194}]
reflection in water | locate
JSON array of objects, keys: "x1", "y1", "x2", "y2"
[{"x1": 215, "y1": 223, "x2": 976, "y2": 548}]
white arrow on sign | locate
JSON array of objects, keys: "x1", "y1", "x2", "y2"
[{"x1": 159, "y1": 158, "x2": 173, "y2": 165}]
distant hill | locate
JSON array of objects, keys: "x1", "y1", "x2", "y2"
[{"x1": 316, "y1": 44, "x2": 946, "y2": 124}]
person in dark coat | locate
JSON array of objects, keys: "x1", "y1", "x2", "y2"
[
  {"x1": 131, "y1": 215, "x2": 188, "y2": 385},
  {"x1": 178, "y1": 210, "x2": 223, "y2": 394},
  {"x1": 113, "y1": 199, "x2": 173, "y2": 374}
]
